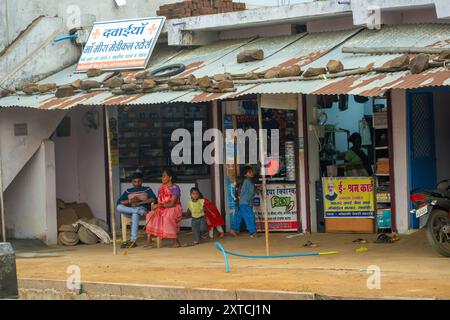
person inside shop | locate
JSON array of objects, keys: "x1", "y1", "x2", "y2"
[
  {"x1": 116, "y1": 172, "x2": 157, "y2": 249},
  {"x1": 344, "y1": 132, "x2": 373, "y2": 176},
  {"x1": 230, "y1": 166, "x2": 258, "y2": 238},
  {"x1": 146, "y1": 168, "x2": 184, "y2": 248}
]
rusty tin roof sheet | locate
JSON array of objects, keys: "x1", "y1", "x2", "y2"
[{"x1": 1, "y1": 24, "x2": 449, "y2": 109}]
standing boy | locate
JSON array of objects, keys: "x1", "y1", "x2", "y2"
[{"x1": 230, "y1": 167, "x2": 258, "y2": 238}]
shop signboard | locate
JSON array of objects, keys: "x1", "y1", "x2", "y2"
[
  {"x1": 322, "y1": 177, "x2": 375, "y2": 218},
  {"x1": 254, "y1": 184, "x2": 298, "y2": 232},
  {"x1": 76, "y1": 17, "x2": 165, "y2": 72}
]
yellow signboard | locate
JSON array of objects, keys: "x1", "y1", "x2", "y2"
[{"x1": 322, "y1": 177, "x2": 375, "y2": 218}]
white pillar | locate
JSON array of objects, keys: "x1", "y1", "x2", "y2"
[
  {"x1": 306, "y1": 95, "x2": 320, "y2": 233},
  {"x1": 297, "y1": 94, "x2": 308, "y2": 233},
  {"x1": 391, "y1": 89, "x2": 410, "y2": 234},
  {"x1": 211, "y1": 101, "x2": 223, "y2": 215},
  {"x1": 42, "y1": 140, "x2": 58, "y2": 245}
]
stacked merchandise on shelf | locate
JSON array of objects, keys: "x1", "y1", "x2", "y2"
[
  {"x1": 376, "y1": 157, "x2": 390, "y2": 175},
  {"x1": 118, "y1": 105, "x2": 210, "y2": 182},
  {"x1": 285, "y1": 141, "x2": 295, "y2": 181}
]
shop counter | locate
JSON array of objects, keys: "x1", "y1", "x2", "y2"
[{"x1": 322, "y1": 177, "x2": 376, "y2": 233}]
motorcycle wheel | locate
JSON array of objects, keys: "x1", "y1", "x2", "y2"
[{"x1": 426, "y1": 209, "x2": 450, "y2": 257}]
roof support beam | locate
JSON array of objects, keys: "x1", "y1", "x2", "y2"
[{"x1": 435, "y1": 0, "x2": 450, "y2": 18}]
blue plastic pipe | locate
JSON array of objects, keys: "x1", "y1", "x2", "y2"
[
  {"x1": 215, "y1": 242, "x2": 338, "y2": 273},
  {"x1": 53, "y1": 34, "x2": 78, "y2": 43}
]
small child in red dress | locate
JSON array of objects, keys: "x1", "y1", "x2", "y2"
[
  {"x1": 188, "y1": 188, "x2": 225, "y2": 239},
  {"x1": 203, "y1": 198, "x2": 225, "y2": 239}
]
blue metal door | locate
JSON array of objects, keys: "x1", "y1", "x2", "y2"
[{"x1": 408, "y1": 92, "x2": 437, "y2": 228}]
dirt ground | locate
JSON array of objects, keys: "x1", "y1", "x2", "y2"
[{"x1": 13, "y1": 229, "x2": 450, "y2": 299}]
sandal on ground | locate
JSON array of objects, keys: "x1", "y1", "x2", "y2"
[
  {"x1": 375, "y1": 234, "x2": 393, "y2": 244},
  {"x1": 180, "y1": 243, "x2": 195, "y2": 247},
  {"x1": 352, "y1": 238, "x2": 369, "y2": 244},
  {"x1": 120, "y1": 241, "x2": 133, "y2": 249},
  {"x1": 303, "y1": 241, "x2": 319, "y2": 248},
  {"x1": 124, "y1": 242, "x2": 137, "y2": 249}
]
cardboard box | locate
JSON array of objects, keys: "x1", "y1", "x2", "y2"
[
  {"x1": 67, "y1": 203, "x2": 95, "y2": 220},
  {"x1": 57, "y1": 208, "x2": 78, "y2": 229},
  {"x1": 325, "y1": 218, "x2": 375, "y2": 233}
]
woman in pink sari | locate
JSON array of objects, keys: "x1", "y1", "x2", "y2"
[{"x1": 146, "y1": 168, "x2": 183, "y2": 248}]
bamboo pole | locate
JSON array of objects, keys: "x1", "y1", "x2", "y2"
[
  {"x1": 342, "y1": 47, "x2": 449, "y2": 55},
  {"x1": 0, "y1": 141, "x2": 5, "y2": 243},
  {"x1": 234, "y1": 67, "x2": 373, "y2": 85},
  {"x1": 104, "y1": 107, "x2": 117, "y2": 256},
  {"x1": 257, "y1": 98, "x2": 270, "y2": 256}
]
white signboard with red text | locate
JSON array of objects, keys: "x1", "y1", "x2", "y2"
[{"x1": 76, "y1": 17, "x2": 165, "y2": 72}]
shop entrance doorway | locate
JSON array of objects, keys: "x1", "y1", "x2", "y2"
[
  {"x1": 408, "y1": 92, "x2": 437, "y2": 193},
  {"x1": 408, "y1": 89, "x2": 450, "y2": 229}
]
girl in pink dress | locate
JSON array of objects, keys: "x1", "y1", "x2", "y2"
[{"x1": 146, "y1": 169, "x2": 183, "y2": 248}]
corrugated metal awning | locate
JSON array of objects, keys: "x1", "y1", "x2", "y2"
[
  {"x1": 242, "y1": 67, "x2": 450, "y2": 97},
  {"x1": 1, "y1": 24, "x2": 449, "y2": 109}
]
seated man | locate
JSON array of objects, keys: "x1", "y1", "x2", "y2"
[{"x1": 117, "y1": 173, "x2": 156, "y2": 249}]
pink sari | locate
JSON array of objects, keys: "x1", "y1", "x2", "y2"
[{"x1": 146, "y1": 183, "x2": 182, "y2": 239}]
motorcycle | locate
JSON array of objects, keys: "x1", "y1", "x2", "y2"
[{"x1": 410, "y1": 179, "x2": 450, "y2": 257}]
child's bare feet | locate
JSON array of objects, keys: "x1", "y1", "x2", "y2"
[
  {"x1": 218, "y1": 232, "x2": 225, "y2": 238},
  {"x1": 172, "y1": 239, "x2": 182, "y2": 248},
  {"x1": 229, "y1": 230, "x2": 238, "y2": 237},
  {"x1": 144, "y1": 236, "x2": 153, "y2": 248},
  {"x1": 250, "y1": 233, "x2": 259, "y2": 238}
]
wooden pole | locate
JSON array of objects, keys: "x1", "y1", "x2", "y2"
[
  {"x1": 0, "y1": 141, "x2": 6, "y2": 243},
  {"x1": 104, "y1": 107, "x2": 117, "y2": 255},
  {"x1": 342, "y1": 46, "x2": 449, "y2": 55},
  {"x1": 257, "y1": 97, "x2": 270, "y2": 256}
]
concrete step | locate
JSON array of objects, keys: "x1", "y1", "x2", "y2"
[
  {"x1": 18, "y1": 278, "x2": 318, "y2": 300},
  {"x1": 17, "y1": 278, "x2": 440, "y2": 300}
]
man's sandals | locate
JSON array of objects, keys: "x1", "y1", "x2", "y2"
[{"x1": 120, "y1": 241, "x2": 137, "y2": 249}]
